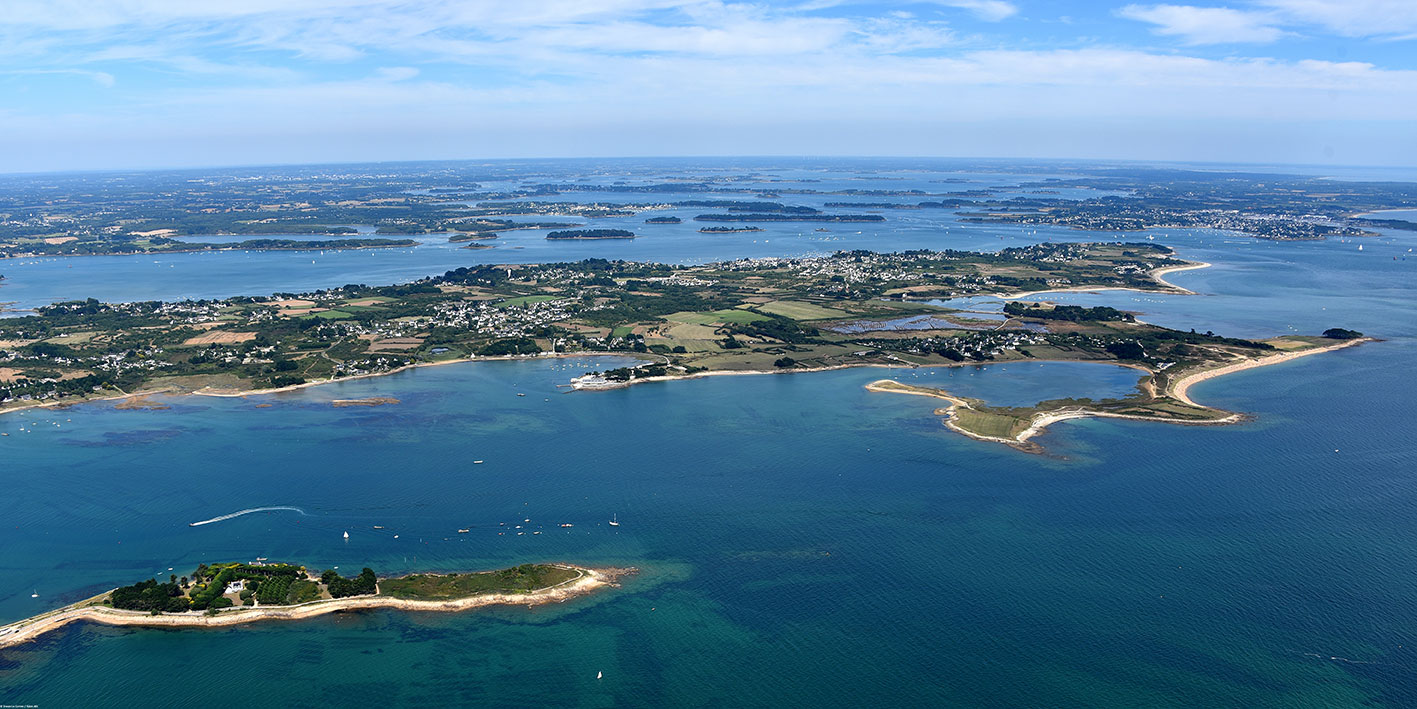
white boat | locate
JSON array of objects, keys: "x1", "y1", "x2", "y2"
[
  {"x1": 609, "y1": 514, "x2": 620, "y2": 527},
  {"x1": 597, "y1": 671, "x2": 603, "y2": 680},
  {"x1": 31, "y1": 590, "x2": 39, "y2": 598},
  {"x1": 343, "y1": 531, "x2": 349, "y2": 539}
]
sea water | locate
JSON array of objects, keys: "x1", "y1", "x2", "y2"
[{"x1": 3, "y1": 160, "x2": 1416, "y2": 706}]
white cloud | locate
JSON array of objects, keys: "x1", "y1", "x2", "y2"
[
  {"x1": 928, "y1": 1, "x2": 1018, "y2": 22},
  {"x1": 0, "y1": 0, "x2": 1415, "y2": 170},
  {"x1": 1118, "y1": 4, "x2": 1285, "y2": 44},
  {"x1": 1257, "y1": 0, "x2": 1417, "y2": 38},
  {"x1": 0, "y1": 68, "x2": 115, "y2": 87},
  {"x1": 1120, "y1": 1, "x2": 1417, "y2": 43}
]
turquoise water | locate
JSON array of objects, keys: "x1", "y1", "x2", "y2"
[
  {"x1": 3, "y1": 348, "x2": 1415, "y2": 706},
  {"x1": 3, "y1": 160, "x2": 1417, "y2": 706}
]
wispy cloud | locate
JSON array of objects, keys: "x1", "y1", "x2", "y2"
[
  {"x1": 1119, "y1": 0, "x2": 1417, "y2": 43},
  {"x1": 926, "y1": 1, "x2": 1018, "y2": 22},
  {"x1": 0, "y1": 0, "x2": 1414, "y2": 170},
  {"x1": 0, "y1": 68, "x2": 115, "y2": 87},
  {"x1": 1257, "y1": 0, "x2": 1417, "y2": 38},
  {"x1": 1118, "y1": 5, "x2": 1284, "y2": 45}
]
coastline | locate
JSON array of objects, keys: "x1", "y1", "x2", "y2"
[
  {"x1": 0, "y1": 565, "x2": 622, "y2": 651},
  {"x1": 1166, "y1": 337, "x2": 1370, "y2": 406},
  {"x1": 0, "y1": 351, "x2": 648, "y2": 418},
  {"x1": 864, "y1": 379, "x2": 1242, "y2": 454},
  {"x1": 0, "y1": 242, "x2": 420, "y2": 262},
  {"x1": 864, "y1": 337, "x2": 1367, "y2": 452},
  {"x1": 992, "y1": 260, "x2": 1209, "y2": 300}
]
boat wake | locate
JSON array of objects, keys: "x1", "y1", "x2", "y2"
[{"x1": 189, "y1": 506, "x2": 308, "y2": 527}]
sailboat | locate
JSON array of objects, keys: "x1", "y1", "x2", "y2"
[
  {"x1": 343, "y1": 531, "x2": 349, "y2": 540},
  {"x1": 608, "y1": 514, "x2": 620, "y2": 527},
  {"x1": 31, "y1": 590, "x2": 38, "y2": 598}
]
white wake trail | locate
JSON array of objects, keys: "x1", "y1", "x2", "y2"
[{"x1": 188, "y1": 506, "x2": 307, "y2": 527}]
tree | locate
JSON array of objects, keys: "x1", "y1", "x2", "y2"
[
  {"x1": 1106, "y1": 341, "x2": 1146, "y2": 360},
  {"x1": 1322, "y1": 328, "x2": 1363, "y2": 340}
]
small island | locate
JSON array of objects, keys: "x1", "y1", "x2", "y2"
[
  {"x1": 699, "y1": 226, "x2": 764, "y2": 233},
  {"x1": 0, "y1": 562, "x2": 627, "y2": 650},
  {"x1": 694, "y1": 213, "x2": 885, "y2": 223},
  {"x1": 645, "y1": 216, "x2": 681, "y2": 224},
  {"x1": 545, "y1": 229, "x2": 636, "y2": 240}
]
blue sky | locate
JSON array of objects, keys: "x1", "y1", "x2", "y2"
[{"x1": 0, "y1": 0, "x2": 1414, "y2": 172}]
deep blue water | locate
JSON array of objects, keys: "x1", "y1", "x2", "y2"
[{"x1": 3, "y1": 160, "x2": 1416, "y2": 707}]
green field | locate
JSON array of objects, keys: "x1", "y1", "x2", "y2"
[
  {"x1": 496, "y1": 295, "x2": 560, "y2": 308},
  {"x1": 665, "y1": 309, "x2": 770, "y2": 326},
  {"x1": 378, "y1": 564, "x2": 582, "y2": 600},
  {"x1": 756, "y1": 301, "x2": 849, "y2": 320},
  {"x1": 301, "y1": 310, "x2": 355, "y2": 320},
  {"x1": 954, "y1": 408, "x2": 1031, "y2": 439}
]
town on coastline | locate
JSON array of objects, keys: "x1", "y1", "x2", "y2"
[{"x1": 0, "y1": 240, "x2": 1367, "y2": 451}]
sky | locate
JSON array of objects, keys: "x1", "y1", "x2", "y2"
[{"x1": 0, "y1": 0, "x2": 1415, "y2": 172}]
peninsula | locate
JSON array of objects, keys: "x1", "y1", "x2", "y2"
[
  {"x1": 0, "y1": 562, "x2": 626, "y2": 650},
  {"x1": 0, "y1": 242, "x2": 1366, "y2": 437},
  {"x1": 865, "y1": 333, "x2": 1369, "y2": 453}
]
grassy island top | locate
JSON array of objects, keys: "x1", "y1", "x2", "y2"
[
  {"x1": 101, "y1": 561, "x2": 586, "y2": 614},
  {"x1": 0, "y1": 563, "x2": 619, "y2": 650}
]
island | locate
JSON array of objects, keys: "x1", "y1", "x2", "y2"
[
  {"x1": 0, "y1": 562, "x2": 628, "y2": 650},
  {"x1": 545, "y1": 229, "x2": 636, "y2": 240},
  {"x1": 0, "y1": 237, "x2": 418, "y2": 259},
  {"x1": 3, "y1": 166, "x2": 1413, "y2": 258},
  {"x1": 694, "y1": 213, "x2": 885, "y2": 223},
  {"x1": 699, "y1": 226, "x2": 764, "y2": 233},
  {"x1": 645, "y1": 216, "x2": 681, "y2": 224}
]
